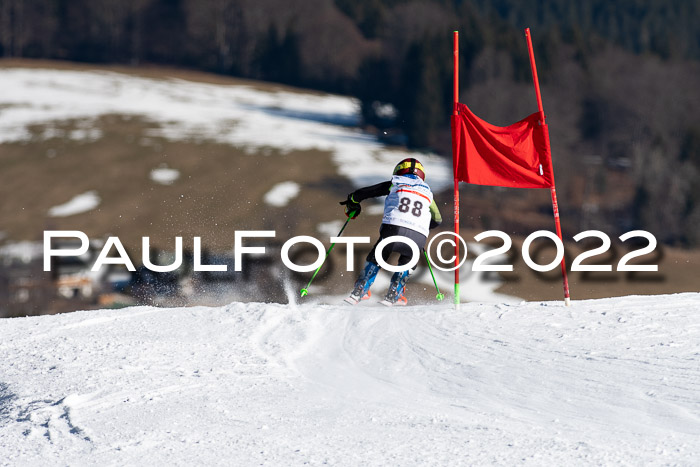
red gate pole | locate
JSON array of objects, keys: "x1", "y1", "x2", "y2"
[
  {"x1": 452, "y1": 30, "x2": 461, "y2": 310},
  {"x1": 525, "y1": 28, "x2": 571, "y2": 306}
]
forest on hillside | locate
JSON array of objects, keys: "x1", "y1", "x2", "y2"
[{"x1": 1, "y1": 0, "x2": 699, "y2": 245}]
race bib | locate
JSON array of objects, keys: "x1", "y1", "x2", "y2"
[{"x1": 382, "y1": 175, "x2": 433, "y2": 236}]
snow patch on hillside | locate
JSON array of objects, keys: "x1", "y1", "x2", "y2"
[
  {"x1": 47, "y1": 190, "x2": 101, "y2": 217},
  {"x1": 0, "y1": 68, "x2": 452, "y2": 192},
  {"x1": 316, "y1": 220, "x2": 344, "y2": 238},
  {"x1": 0, "y1": 293, "x2": 698, "y2": 465},
  {"x1": 0, "y1": 241, "x2": 44, "y2": 262},
  {"x1": 149, "y1": 165, "x2": 180, "y2": 185},
  {"x1": 264, "y1": 181, "x2": 300, "y2": 207}
]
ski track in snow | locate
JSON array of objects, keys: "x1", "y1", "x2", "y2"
[{"x1": 1, "y1": 294, "x2": 699, "y2": 465}]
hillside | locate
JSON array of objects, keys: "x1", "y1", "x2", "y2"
[
  {"x1": 0, "y1": 61, "x2": 698, "y2": 312},
  {"x1": 1, "y1": 294, "x2": 699, "y2": 464},
  {"x1": 0, "y1": 62, "x2": 450, "y2": 251},
  {"x1": 3, "y1": 1, "x2": 700, "y2": 247}
]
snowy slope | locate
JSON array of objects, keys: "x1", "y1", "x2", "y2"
[{"x1": 1, "y1": 294, "x2": 699, "y2": 465}]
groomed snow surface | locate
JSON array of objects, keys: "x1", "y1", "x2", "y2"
[{"x1": 1, "y1": 294, "x2": 699, "y2": 465}]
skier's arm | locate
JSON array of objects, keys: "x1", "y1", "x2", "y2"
[
  {"x1": 429, "y1": 200, "x2": 442, "y2": 229},
  {"x1": 348, "y1": 181, "x2": 392, "y2": 203},
  {"x1": 340, "y1": 181, "x2": 392, "y2": 218}
]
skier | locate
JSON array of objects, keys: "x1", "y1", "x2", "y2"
[{"x1": 340, "y1": 158, "x2": 442, "y2": 306}]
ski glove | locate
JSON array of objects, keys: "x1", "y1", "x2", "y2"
[{"x1": 340, "y1": 195, "x2": 361, "y2": 219}]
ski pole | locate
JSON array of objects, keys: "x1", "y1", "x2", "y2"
[
  {"x1": 423, "y1": 251, "x2": 445, "y2": 301},
  {"x1": 300, "y1": 213, "x2": 354, "y2": 297}
]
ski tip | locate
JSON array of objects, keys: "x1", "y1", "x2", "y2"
[{"x1": 344, "y1": 296, "x2": 359, "y2": 305}]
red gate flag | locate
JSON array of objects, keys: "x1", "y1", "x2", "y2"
[{"x1": 451, "y1": 102, "x2": 554, "y2": 189}]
